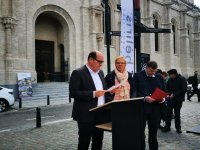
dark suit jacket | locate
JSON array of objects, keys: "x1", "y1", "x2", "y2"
[
  {"x1": 105, "y1": 70, "x2": 134, "y2": 99},
  {"x1": 133, "y1": 70, "x2": 165, "y2": 114},
  {"x1": 69, "y1": 65, "x2": 111, "y2": 123},
  {"x1": 166, "y1": 74, "x2": 187, "y2": 102},
  {"x1": 133, "y1": 70, "x2": 165, "y2": 98}
]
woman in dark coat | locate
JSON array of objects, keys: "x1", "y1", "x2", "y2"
[{"x1": 105, "y1": 56, "x2": 134, "y2": 100}]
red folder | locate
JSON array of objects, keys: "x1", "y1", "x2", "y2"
[{"x1": 151, "y1": 88, "x2": 168, "y2": 101}]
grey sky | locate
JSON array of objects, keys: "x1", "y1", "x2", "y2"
[{"x1": 194, "y1": 0, "x2": 200, "y2": 7}]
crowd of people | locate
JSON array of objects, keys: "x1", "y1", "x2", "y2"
[{"x1": 69, "y1": 50, "x2": 199, "y2": 150}]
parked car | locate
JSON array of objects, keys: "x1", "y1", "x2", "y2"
[{"x1": 0, "y1": 86, "x2": 15, "y2": 112}]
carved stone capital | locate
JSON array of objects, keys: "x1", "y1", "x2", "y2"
[
  {"x1": 194, "y1": 12, "x2": 200, "y2": 19},
  {"x1": 2, "y1": 17, "x2": 18, "y2": 29},
  {"x1": 96, "y1": 33, "x2": 104, "y2": 41},
  {"x1": 89, "y1": 5, "x2": 104, "y2": 15}
]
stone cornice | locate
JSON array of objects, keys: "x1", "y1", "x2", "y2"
[
  {"x1": 179, "y1": 4, "x2": 188, "y2": 13},
  {"x1": 162, "y1": 0, "x2": 175, "y2": 6},
  {"x1": 152, "y1": 0, "x2": 199, "y2": 17}
]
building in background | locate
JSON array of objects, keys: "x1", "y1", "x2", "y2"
[{"x1": 0, "y1": 0, "x2": 200, "y2": 88}]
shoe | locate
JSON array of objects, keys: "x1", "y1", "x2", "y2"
[
  {"x1": 162, "y1": 127, "x2": 171, "y2": 132},
  {"x1": 176, "y1": 129, "x2": 182, "y2": 134}
]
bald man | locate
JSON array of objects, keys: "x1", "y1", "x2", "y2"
[{"x1": 69, "y1": 51, "x2": 111, "y2": 150}]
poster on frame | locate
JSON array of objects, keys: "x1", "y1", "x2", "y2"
[{"x1": 17, "y1": 73, "x2": 33, "y2": 100}]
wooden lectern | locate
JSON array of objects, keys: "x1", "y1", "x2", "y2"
[{"x1": 90, "y1": 97, "x2": 144, "y2": 150}]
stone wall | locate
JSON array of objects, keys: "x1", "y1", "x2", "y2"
[{"x1": 0, "y1": 0, "x2": 199, "y2": 86}]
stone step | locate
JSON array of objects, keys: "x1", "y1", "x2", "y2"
[
  {"x1": 31, "y1": 96, "x2": 69, "y2": 101},
  {"x1": 32, "y1": 93, "x2": 68, "y2": 98},
  {"x1": 33, "y1": 92, "x2": 68, "y2": 95},
  {"x1": 32, "y1": 89, "x2": 69, "y2": 94},
  {"x1": 31, "y1": 82, "x2": 69, "y2": 101},
  {"x1": 32, "y1": 82, "x2": 69, "y2": 87}
]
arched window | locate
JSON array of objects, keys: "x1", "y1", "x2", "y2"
[
  {"x1": 171, "y1": 20, "x2": 176, "y2": 54},
  {"x1": 153, "y1": 15, "x2": 159, "y2": 52}
]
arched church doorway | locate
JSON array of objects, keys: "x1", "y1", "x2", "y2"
[{"x1": 35, "y1": 12, "x2": 67, "y2": 82}]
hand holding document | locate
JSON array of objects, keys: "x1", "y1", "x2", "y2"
[
  {"x1": 106, "y1": 80, "x2": 125, "y2": 92},
  {"x1": 95, "y1": 90, "x2": 106, "y2": 97},
  {"x1": 150, "y1": 88, "x2": 169, "y2": 101}
]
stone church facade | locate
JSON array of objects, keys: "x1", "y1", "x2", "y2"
[{"x1": 0, "y1": 0, "x2": 200, "y2": 87}]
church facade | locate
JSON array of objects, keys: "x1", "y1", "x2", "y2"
[{"x1": 0, "y1": 0, "x2": 200, "y2": 86}]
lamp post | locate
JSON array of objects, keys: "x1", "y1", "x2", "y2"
[
  {"x1": 104, "y1": 0, "x2": 111, "y2": 73},
  {"x1": 134, "y1": 0, "x2": 141, "y2": 71}
]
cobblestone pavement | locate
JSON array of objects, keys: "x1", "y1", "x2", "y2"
[{"x1": 1, "y1": 98, "x2": 200, "y2": 150}]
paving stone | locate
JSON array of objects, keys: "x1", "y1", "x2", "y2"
[{"x1": 0, "y1": 98, "x2": 200, "y2": 150}]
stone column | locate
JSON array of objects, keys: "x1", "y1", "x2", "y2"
[
  {"x1": 193, "y1": 14, "x2": 200, "y2": 72},
  {"x1": 162, "y1": 5, "x2": 173, "y2": 70},
  {"x1": 90, "y1": 0, "x2": 101, "y2": 6},
  {"x1": 141, "y1": 0, "x2": 153, "y2": 54},
  {"x1": 2, "y1": 17, "x2": 17, "y2": 68},
  {"x1": 2, "y1": 17, "x2": 17, "y2": 83},
  {"x1": 90, "y1": 7, "x2": 97, "y2": 49},
  {"x1": 89, "y1": 6, "x2": 104, "y2": 51},
  {"x1": 179, "y1": 4, "x2": 190, "y2": 74},
  {"x1": 80, "y1": 5, "x2": 90, "y2": 65},
  {"x1": 96, "y1": 33, "x2": 104, "y2": 51}
]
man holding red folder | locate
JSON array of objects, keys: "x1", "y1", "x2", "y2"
[{"x1": 133, "y1": 61, "x2": 165, "y2": 150}]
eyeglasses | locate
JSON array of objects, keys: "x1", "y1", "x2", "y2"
[
  {"x1": 94, "y1": 58, "x2": 104, "y2": 64},
  {"x1": 116, "y1": 62, "x2": 126, "y2": 65}
]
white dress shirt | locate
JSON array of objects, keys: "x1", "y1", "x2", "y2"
[{"x1": 86, "y1": 65, "x2": 105, "y2": 106}]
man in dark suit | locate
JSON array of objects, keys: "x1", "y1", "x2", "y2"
[
  {"x1": 162, "y1": 69, "x2": 187, "y2": 133},
  {"x1": 133, "y1": 61, "x2": 165, "y2": 150},
  {"x1": 69, "y1": 51, "x2": 111, "y2": 150}
]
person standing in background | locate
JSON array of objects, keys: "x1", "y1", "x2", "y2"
[
  {"x1": 105, "y1": 56, "x2": 134, "y2": 100},
  {"x1": 162, "y1": 71, "x2": 169, "y2": 86},
  {"x1": 162, "y1": 69, "x2": 187, "y2": 134},
  {"x1": 187, "y1": 71, "x2": 200, "y2": 102}
]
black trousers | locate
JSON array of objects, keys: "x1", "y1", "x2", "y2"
[
  {"x1": 142, "y1": 104, "x2": 161, "y2": 150},
  {"x1": 77, "y1": 121, "x2": 103, "y2": 150},
  {"x1": 165, "y1": 100, "x2": 183, "y2": 130},
  {"x1": 188, "y1": 87, "x2": 200, "y2": 101}
]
